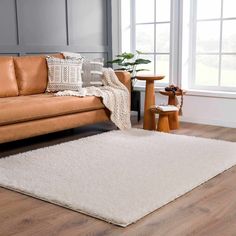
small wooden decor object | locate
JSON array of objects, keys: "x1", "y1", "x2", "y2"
[
  {"x1": 150, "y1": 106, "x2": 178, "y2": 133},
  {"x1": 159, "y1": 90, "x2": 186, "y2": 130},
  {"x1": 136, "y1": 75, "x2": 165, "y2": 130}
]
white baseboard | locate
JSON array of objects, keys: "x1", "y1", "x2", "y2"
[
  {"x1": 136, "y1": 111, "x2": 236, "y2": 128},
  {"x1": 179, "y1": 116, "x2": 236, "y2": 128}
]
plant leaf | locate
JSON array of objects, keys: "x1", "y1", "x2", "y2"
[
  {"x1": 136, "y1": 50, "x2": 144, "y2": 54},
  {"x1": 118, "y1": 52, "x2": 135, "y2": 59},
  {"x1": 107, "y1": 58, "x2": 123, "y2": 64},
  {"x1": 120, "y1": 62, "x2": 136, "y2": 66},
  {"x1": 134, "y1": 59, "x2": 151, "y2": 65},
  {"x1": 115, "y1": 68, "x2": 127, "y2": 71},
  {"x1": 136, "y1": 69, "x2": 149, "y2": 72}
]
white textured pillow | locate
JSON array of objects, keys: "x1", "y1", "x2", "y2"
[{"x1": 46, "y1": 56, "x2": 83, "y2": 92}]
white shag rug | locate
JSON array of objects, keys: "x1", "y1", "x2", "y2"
[{"x1": 0, "y1": 129, "x2": 236, "y2": 227}]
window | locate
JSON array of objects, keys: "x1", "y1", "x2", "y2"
[
  {"x1": 122, "y1": 0, "x2": 176, "y2": 85},
  {"x1": 121, "y1": 0, "x2": 236, "y2": 93},
  {"x1": 188, "y1": 0, "x2": 236, "y2": 91}
]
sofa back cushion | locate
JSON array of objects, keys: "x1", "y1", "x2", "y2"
[
  {"x1": 0, "y1": 57, "x2": 19, "y2": 97},
  {"x1": 14, "y1": 54, "x2": 63, "y2": 95}
]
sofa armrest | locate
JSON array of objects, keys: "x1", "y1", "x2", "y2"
[{"x1": 115, "y1": 71, "x2": 131, "y2": 93}]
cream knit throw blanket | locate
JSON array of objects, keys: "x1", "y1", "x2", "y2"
[{"x1": 55, "y1": 68, "x2": 131, "y2": 130}]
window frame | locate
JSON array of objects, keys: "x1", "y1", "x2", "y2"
[
  {"x1": 122, "y1": 0, "x2": 236, "y2": 93},
  {"x1": 129, "y1": 0, "x2": 180, "y2": 87},
  {"x1": 189, "y1": 0, "x2": 236, "y2": 92}
]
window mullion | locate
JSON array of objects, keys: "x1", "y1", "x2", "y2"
[
  {"x1": 171, "y1": 0, "x2": 181, "y2": 86},
  {"x1": 169, "y1": 0, "x2": 174, "y2": 84},
  {"x1": 177, "y1": 0, "x2": 183, "y2": 87},
  {"x1": 154, "y1": 0, "x2": 157, "y2": 75},
  {"x1": 218, "y1": 0, "x2": 224, "y2": 87},
  {"x1": 130, "y1": 0, "x2": 136, "y2": 53},
  {"x1": 189, "y1": 0, "x2": 197, "y2": 89}
]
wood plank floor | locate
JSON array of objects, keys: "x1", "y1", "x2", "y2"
[{"x1": 0, "y1": 119, "x2": 236, "y2": 236}]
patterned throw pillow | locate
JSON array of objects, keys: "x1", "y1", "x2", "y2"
[
  {"x1": 46, "y1": 56, "x2": 83, "y2": 92},
  {"x1": 62, "y1": 52, "x2": 83, "y2": 59},
  {"x1": 62, "y1": 52, "x2": 104, "y2": 87},
  {"x1": 82, "y1": 58, "x2": 104, "y2": 87}
]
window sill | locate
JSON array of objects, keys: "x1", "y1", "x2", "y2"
[
  {"x1": 134, "y1": 85, "x2": 236, "y2": 99},
  {"x1": 184, "y1": 89, "x2": 236, "y2": 99}
]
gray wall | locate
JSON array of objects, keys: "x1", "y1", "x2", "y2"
[{"x1": 0, "y1": 0, "x2": 112, "y2": 61}]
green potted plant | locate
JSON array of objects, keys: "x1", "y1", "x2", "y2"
[
  {"x1": 108, "y1": 50, "x2": 151, "y2": 88},
  {"x1": 108, "y1": 51, "x2": 151, "y2": 121}
]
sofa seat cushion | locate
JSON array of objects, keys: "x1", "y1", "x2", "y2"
[{"x1": 0, "y1": 94, "x2": 105, "y2": 126}]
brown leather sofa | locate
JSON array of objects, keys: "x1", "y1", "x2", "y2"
[{"x1": 0, "y1": 54, "x2": 131, "y2": 144}]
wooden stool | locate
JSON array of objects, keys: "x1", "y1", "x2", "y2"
[
  {"x1": 159, "y1": 90, "x2": 186, "y2": 130},
  {"x1": 150, "y1": 106, "x2": 178, "y2": 133}
]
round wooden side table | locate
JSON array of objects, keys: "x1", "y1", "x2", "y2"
[
  {"x1": 136, "y1": 75, "x2": 165, "y2": 130},
  {"x1": 159, "y1": 90, "x2": 186, "y2": 130}
]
